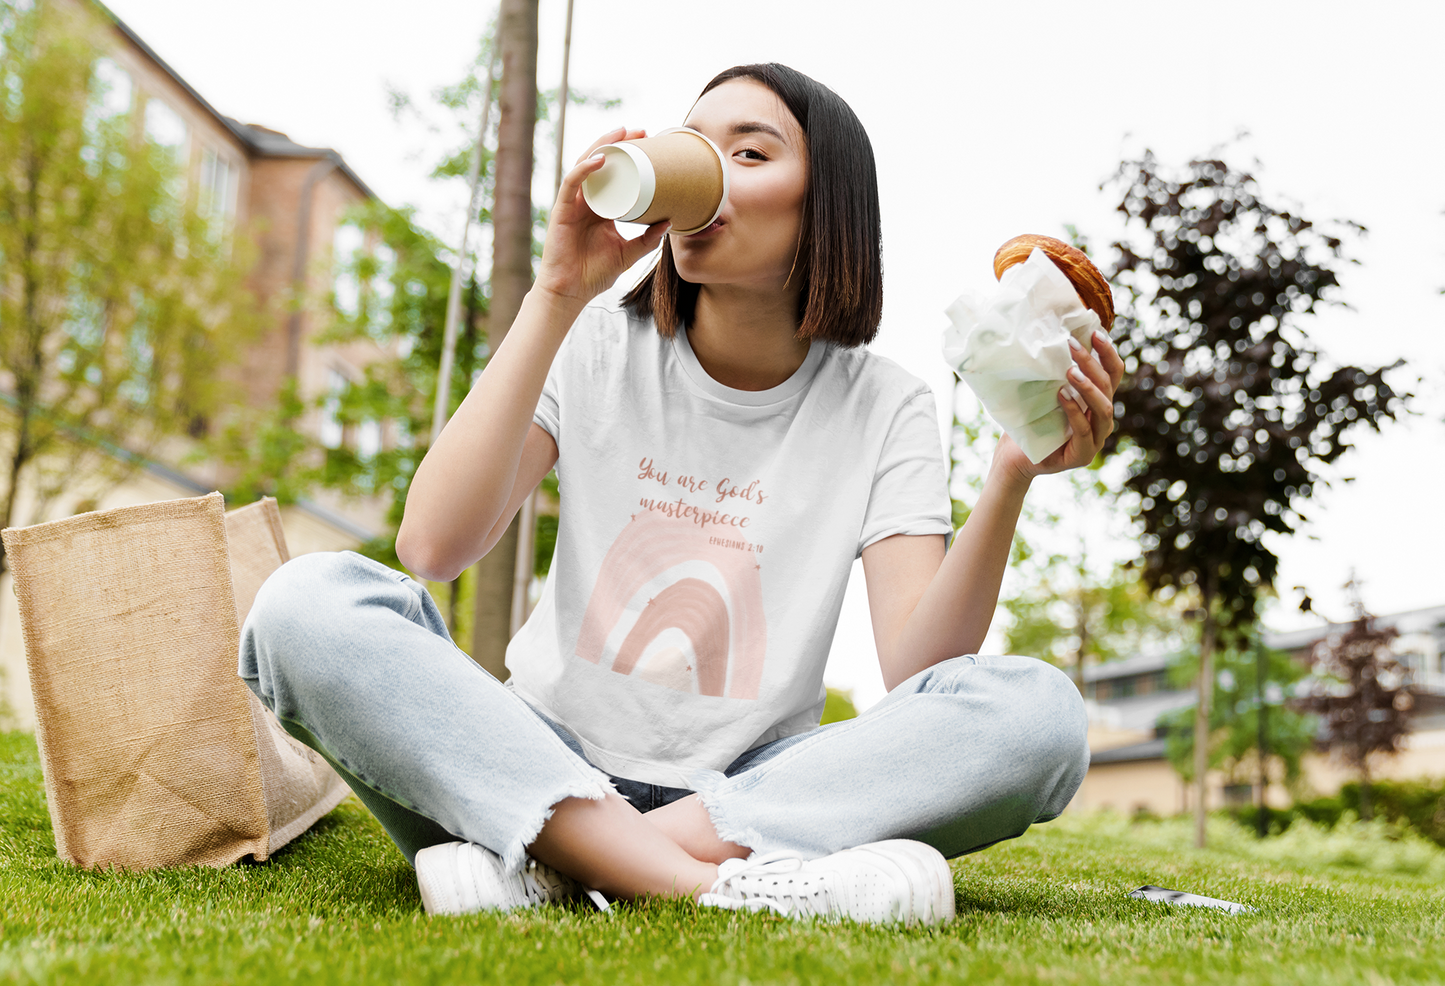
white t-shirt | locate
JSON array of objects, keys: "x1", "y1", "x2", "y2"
[{"x1": 507, "y1": 296, "x2": 952, "y2": 787}]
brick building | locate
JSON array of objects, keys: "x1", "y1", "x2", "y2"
[{"x1": 1, "y1": 0, "x2": 397, "y2": 728}]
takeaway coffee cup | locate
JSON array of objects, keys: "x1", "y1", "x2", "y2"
[{"x1": 582, "y1": 127, "x2": 729, "y2": 235}]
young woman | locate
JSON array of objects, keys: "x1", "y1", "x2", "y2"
[{"x1": 241, "y1": 63, "x2": 1122, "y2": 924}]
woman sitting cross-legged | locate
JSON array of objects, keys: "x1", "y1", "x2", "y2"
[{"x1": 240, "y1": 62, "x2": 1121, "y2": 924}]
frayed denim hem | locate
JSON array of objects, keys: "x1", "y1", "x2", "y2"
[
  {"x1": 690, "y1": 769, "x2": 780, "y2": 859},
  {"x1": 498, "y1": 772, "x2": 616, "y2": 877}
]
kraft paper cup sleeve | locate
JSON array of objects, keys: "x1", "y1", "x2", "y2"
[
  {"x1": 651, "y1": 127, "x2": 729, "y2": 235},
  {"x1": 581, "y1": 127, "x2": 728, "y2": 235}
]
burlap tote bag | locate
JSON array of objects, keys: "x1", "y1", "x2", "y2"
[{"x1": 2, "y1": 492, "x2": 348, "y2": 869}]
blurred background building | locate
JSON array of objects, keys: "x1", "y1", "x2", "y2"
[
  {"x1": 1075, "y1": 604, "x2": 1445, "y2": 814},
  {"x1": 0, "y1": 0, "x2": 394, "y2": 728}
]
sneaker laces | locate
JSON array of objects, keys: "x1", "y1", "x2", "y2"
[
  {"x1": 698, "y1": 852, "x2": 828, "y2": 918},
  {"x1": 516, "y1": 857, "x2": 576, "y2": 908},
  {"x1": 518, "y1": 856, "x2": 610, "y2": 914}
]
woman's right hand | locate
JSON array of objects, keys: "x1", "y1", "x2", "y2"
[{"x1": 533, "y1": 127, "x2": 671, "y2": 304}]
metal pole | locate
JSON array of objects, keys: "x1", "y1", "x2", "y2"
[
  {"x1": 1257, "y1": 634, "x2": 1269, "y2": 838},
  {"x1": 430, "y1": 49, "x2": 499, "y2": 446},
  {"x1": 1194, "y1": 578, "x2": 1216, "y2": 849},
  {"x1": 550, "y1": 0, "x2": 575, "y2": 195},
  {"x1": 510, "y1": 0, "x2": 574, "y2": 636}
]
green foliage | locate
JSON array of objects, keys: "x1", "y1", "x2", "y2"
[
  {"x1": 1086, "y1": 809, "x2": 1445, "y2": 880},
  {"x1": 948, "y1": 401, "x2": 1030, "y2": 568},
  {"x1": 1277, "y1": 778, "x2": 1445, "y2": 848},
  {"x1": 951, "y1": 398, "x2": 1187, "y2": 680},
  {"x1": 222, "y1": 29, "x2": 610, "y2": 577},
  {"x1": 1003, "y1": 568, "x2": 1189, "y2": 677},
  {"x1": 211, "y1": 197, "x2": 481, "y2": 566},
  {"x1": 1102, "y1": 151, "x2": 1408, "y2": 635},
  {"x1": 318, "y1": 200, "x2": 482, "y2": 532},
  {"x1": 1159, "y1": 630, "x2": 1316, "y2": 785},
  {"x1": 6, "y1": 731, "x2": 1445, "y2": 985},
  {"x1": 0, "y1": 0, "x2": 260, "y2": 556},
  {"x1": 821, "y1": 686, "x2": 858, "y2": 724}
]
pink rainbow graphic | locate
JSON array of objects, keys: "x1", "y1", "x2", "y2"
[{"x1": 575, "y1": 510, "x2": 766, "y2": 699}]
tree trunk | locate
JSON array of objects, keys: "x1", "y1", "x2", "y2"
[
  {"x1": 1358, "y1": 758, "x2": 1373, "y2": 822},
  {"x1": 470, "y1": 0, "x2": 539, "y2": 679},
  {"x1": 1194, "y1": 577, "x2": 1217, "y2": 849},
  {"x1": 0, "y1": 412, "x2": 31, "y2": 579}
]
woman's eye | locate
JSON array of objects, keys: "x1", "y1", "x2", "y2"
[{"x1": 737, "y1": 148, "x2": 768, "y2": 162}]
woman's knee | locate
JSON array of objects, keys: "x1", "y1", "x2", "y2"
[
  {"x1": 240, "y1": 552, "x2": 410, "y2": 698},
  {"x1": 246, "y1": 552, "x2": 363, "y2": 641},
  {"x1": 1019, "y1": 659, "x2": 1090, "y2": 768},
  {"x1": 931, "y1": 655, "x2": 1089, "y2": 768}
]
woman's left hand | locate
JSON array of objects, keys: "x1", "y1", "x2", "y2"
[{"x1": 999, "y1": 328, "x2": 1125, "y2": 482}]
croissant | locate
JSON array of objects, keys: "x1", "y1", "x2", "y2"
[{"x1": 993, "y1": 234, "x2": 1115, "y2": 331}]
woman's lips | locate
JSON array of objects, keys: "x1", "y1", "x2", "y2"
[{"x1": 685, "y1": 219, "x2": 725, "y2": 237}]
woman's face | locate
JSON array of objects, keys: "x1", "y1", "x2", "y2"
[{"x1": 670, "y1": 79, "x2": 808, "y2": 293}]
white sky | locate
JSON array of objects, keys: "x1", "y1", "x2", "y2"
[{"x1": 106, "y1": 0, "x2": 1445, "y2": 709}]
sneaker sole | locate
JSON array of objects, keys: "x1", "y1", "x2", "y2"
[{"x1": 416, "y1": 842, "x2": 581, "y2": 916}]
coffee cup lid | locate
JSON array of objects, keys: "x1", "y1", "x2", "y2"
[{"x1": 583, "y1": 141, "x2": 655, "y2": 222}]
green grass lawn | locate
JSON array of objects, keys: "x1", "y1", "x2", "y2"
[{"x1": 3, "y1": 730, "x2": 1442, "y2": 985}]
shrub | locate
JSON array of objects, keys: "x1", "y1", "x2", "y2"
[{"x1": 1229, "y1": 778, "x2": 1445, "y2": 848}]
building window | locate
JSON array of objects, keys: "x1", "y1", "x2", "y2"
[
  {"x1": 332, "y1": 224, "x2": 365, "y2": 319},
  {"x1": 90, "y1": 58, "x2": 133, "y2": 122},
  {"x1": 332, "y1": 224, "x2": 396, "y2": 339},
  {"x1": 319, "y1": 368, "x2": 348, "y2": 449},
  {"x1": 199, "y1": 147, "x2": 237, "y2": 224},
  {"x1": 1223, "y1": 784, "x2": 1253, "y2": 807},
  {"x1": 143, "y1": 97, "x2": 188, "y2": 161}
]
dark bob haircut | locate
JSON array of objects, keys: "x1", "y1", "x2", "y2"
[{"x1": 621, "y1": 63, "x2": 883, "y2": 348}]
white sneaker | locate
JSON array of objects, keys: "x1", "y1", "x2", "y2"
[
  {"x1": 415, "y1": 841, "x2": 580, "y2": 915},
  {"x1": 698, "y1": 839, "x2": 955, "y2": 925}
]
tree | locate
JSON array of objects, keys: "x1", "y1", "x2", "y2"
[
  {"x1": 470, "y1": 0, "x2": 540, "y2": 680},
  {"x1": 1102, "y1": 150, "x2": 1409, "y2": 845},
  {"x1": 218, "y1": 19, "x2": 606, "y2": 647},
  {"x1": 1004, "y1": 564, "x2": 1190, "y2": 692},
  {"x1": 1294, "y1": 583, "x2": 1413, "y2": 821},
  {"x1": 951, "y1": 394, "x2": 1188, "y2": 690},
  {"x1": 212, "y1": 193, "x2": 486, "y2": 623},
  {"x1": 1160, "y1": 629, "x2": 1317, "y2": 804},
  {"x1": 0, "y1": 1, "x2": 258, "y2": 574}
]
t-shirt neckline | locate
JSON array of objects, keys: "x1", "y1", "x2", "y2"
[{"x1": 671, "y1": 326, "x2": 826, "y2": 407}]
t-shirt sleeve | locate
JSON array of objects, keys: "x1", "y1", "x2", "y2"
[
  {"x1": 858, "y1": 389, "x2": 953, "y2": 556},
  {"x1": 532, "y1": 325, "x2": 573, "y2": 442},
  {"x1": 533, "y1": 364, "x2": 562, "y2": 441}
]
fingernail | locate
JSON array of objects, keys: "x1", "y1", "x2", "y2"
[
  {"x1": 1068, "y1": 336, "x2": 1084, "y2": 352},
  {"x1": 1094, "y1": 329, "x2": 1109, "y2": 345},
  {"x1": 588, "y1": 152, "x2": 605, "y2": 162},
  {"x1": 1061, "y1": 383, "x2": 1080, "y2": 401},
  {"x1": 1067, "y1": 366, "x2": 1085, "y2": 383}
]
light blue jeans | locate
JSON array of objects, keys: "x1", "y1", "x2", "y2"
[{"x1": 239, "y1": 551, "x2": 1089, "y2": 875}]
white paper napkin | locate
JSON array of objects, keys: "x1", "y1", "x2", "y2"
[{"x1": 942, "y1": 248, "x2": 1103, "y2": 463}]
